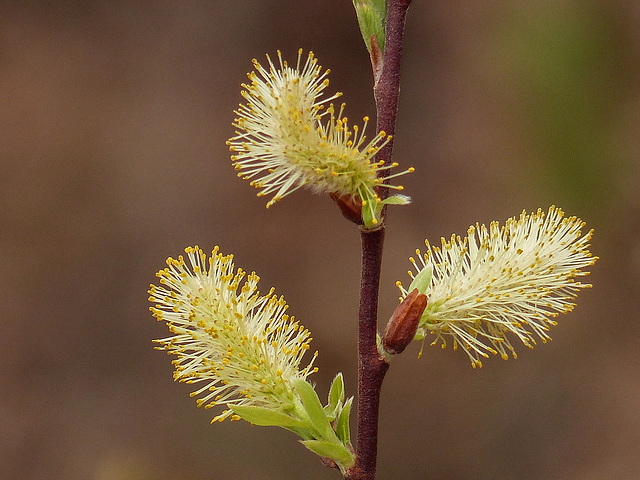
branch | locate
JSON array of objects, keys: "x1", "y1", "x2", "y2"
[
  {"x1": 347, "y1": 1, "x2": 412, "y2": 480},
  {"x1": 375, "y1": 0, "x2": 412, "y2": 200},
  {"x1": 348, "y1": 227, "x2": 389, "y2": 480}
]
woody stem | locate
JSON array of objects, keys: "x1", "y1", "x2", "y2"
[{"x1": 347, "y1": 1, "x2": 412, "y2": 480}]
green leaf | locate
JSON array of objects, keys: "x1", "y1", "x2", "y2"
[
  {"x1": 353, "y1": 0, "x2": 386, "y2": 54},
  {"x1": 230, "y1": 405, "x2": 303, "y2": 428},
  {"x1": 361, "y1": 199, "x2": 377, "y2": 228},
  {"x1": 300, "y1": 440, "x2": 355, "y2": 468},
  {"x1": 408, "y1": 264, "x2": 433, "y2": 295},
  {"x1": 323, "y1": 405, "x2": 338, "y2": 422},
  {"x1": 336, "y1": 396, "x2": 354, "y2": 446},
  {"x1": 327, "y1": 373, "x2": 345, "y2": 412},
  {"x1": 292, "y1": 379, "x2": 334, "y2": 439},
  {"x1": 381, "y1": 194, "x2": 411, "y2": 205},
  {"x1": 324, "y1": 373, "x2": 345, "y2": 421}
]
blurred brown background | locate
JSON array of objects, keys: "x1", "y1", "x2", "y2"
[{"x1": 1, "y1": 1, "x2": 639, "y2": 479}]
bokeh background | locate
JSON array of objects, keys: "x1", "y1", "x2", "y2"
[{"x1": 2, "y1": 1, "x2": 639, "y2": 479}]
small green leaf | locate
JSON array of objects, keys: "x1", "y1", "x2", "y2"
[
  {"x1": 408, "y1": 264, "x2": 433, "y2": 294},
  {"x1": 300, "y1": 440, "x2": 355, "y2": 468},
  {"x1": 361, "y1": 201, "x2": 377, "y2": 228},
  {"x1": 381, "y1": 194, "x2": 411, "y2": 205},
  {"x1": 336, "y1": 396, "x2": 354, "y2": 446},
  {"x1": 230, "y1": 405, "x2": 303, "y2": 428},
  {"x1": 324, "y1": 373, "x2": 345, "y2": 421},
  {"x1": 292, "y1": 379, "x2": 334, "y2": 439},
  {"x1": 353, "y1": 0, "x2": 386, "y2": 54},
  {"x1": 360, "y1": 189, "x2": 384, "y2": 228},
  {"x1": 328, "y1": 373, "x2": 345, "y2": 409},
  {"x1": 323, "y1": 406, "x2": 338, "y2": 422}
]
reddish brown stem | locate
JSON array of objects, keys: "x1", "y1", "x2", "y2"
[
  {"x1": 375, "y1": 0, "x2": 412, "y2": 199},
  {"x1": 347, "y1": 1, "x2": 412, "y2": 480},
  {"x1": 347, "y1": 227, "x2": 389, "y2": 480}
]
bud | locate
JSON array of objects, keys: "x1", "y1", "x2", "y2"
[
  {"x1": 382, "y1": 288, "x2": 428, "y2": 355},
  {"x1": 330, "y1": 192, "x2": 363, "y2": 225}
]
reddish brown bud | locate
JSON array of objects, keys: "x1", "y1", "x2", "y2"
[
  {"x1": 369, "y1": 34, "x2": 383, "y2": 84},
  {"x1": 330, "y1": 192, "x2": 363, "y2": 225},
  {"x1": 382, "y1": 289, "x2": 427, "y2": 355}
]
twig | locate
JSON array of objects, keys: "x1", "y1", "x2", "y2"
[
  {"x1": 347, "y1": 1, "x2": 412, "y2": 479},
  {"x1": 349, "y1": 227, "x2": 388, "y2": 480},
  {"x1": 375, "y1": 0, "x2": 413, "y2": 197}
]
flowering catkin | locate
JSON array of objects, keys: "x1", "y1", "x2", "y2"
[
  {"x1": 227, "y1": 49, "x2": 412, "y2": 226},
  {"x1": 398, "y1": 206, "x2": 597, "y2": 367},
  {"x1": 149, "y1": 246, "x2": 318, "y2": 422}
]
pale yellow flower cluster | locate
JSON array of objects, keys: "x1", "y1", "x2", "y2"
[
  {"x1": 227, "y1": 49, "x2": 412, "y2": 226},
  {"x1": 398, "y1": 207, "x2": 597, "y2": 368},
  {"x1": 148, "y1": 246, "x2": 318, "y2": 422}
]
